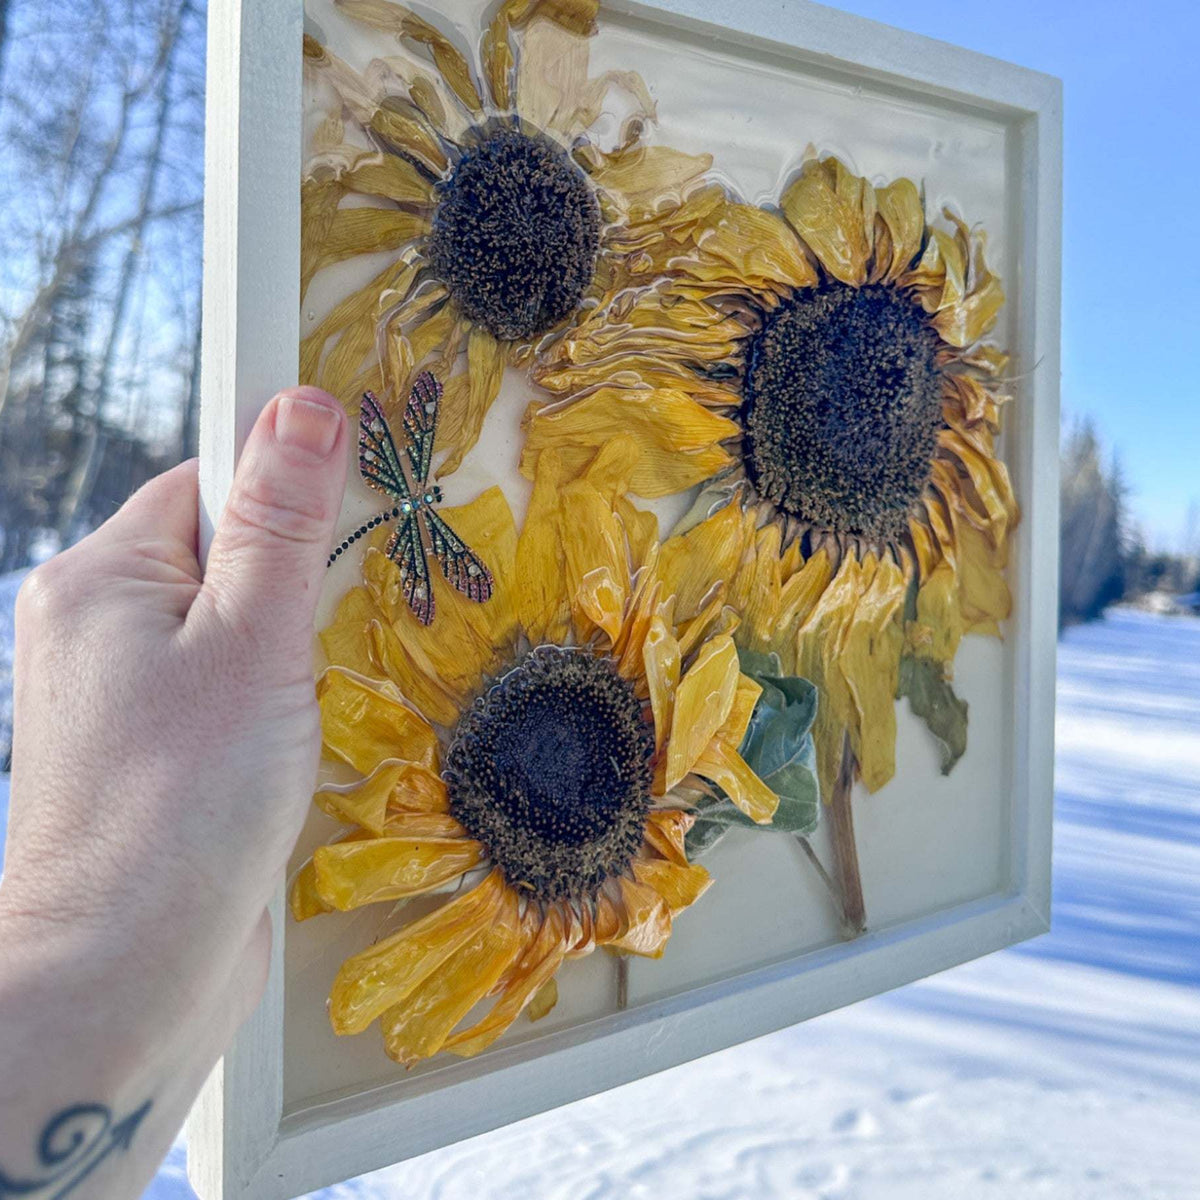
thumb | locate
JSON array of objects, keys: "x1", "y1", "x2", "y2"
[{"x1": 199, "y1": 386, "x2": 348, "y2": 647}]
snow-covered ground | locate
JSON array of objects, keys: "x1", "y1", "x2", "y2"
[{"x1": 2, "y1": 589, "x2": 1198, "y2": 1198}]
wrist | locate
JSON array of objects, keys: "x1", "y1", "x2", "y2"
[{"x1": 0, "y1": 910, "x2": 175, "y2": 1200}]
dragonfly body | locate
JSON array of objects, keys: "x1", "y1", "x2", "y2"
[{"x1": 327, "y1": 371, "x2": 494, "y2": 625}]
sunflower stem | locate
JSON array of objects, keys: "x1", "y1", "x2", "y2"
[
  {"x1": 829, "y1": 729, "x2": 867, "y2": 938},
  {"x1": 794, "y1": 834, "x2": 843, "y2": 912},
  {"x1": 616, "y1": 955, "x2": 629, "y2": 1010}
]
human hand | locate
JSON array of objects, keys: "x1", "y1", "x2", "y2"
[{"x1": 0, "y1": 386, "x2": 347, "y2": 1198}]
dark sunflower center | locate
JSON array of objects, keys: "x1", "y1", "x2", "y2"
[
  {"x1": 740, "y1": 282, "x2": 942, "y2": 542},
  {"x1": 428, "y1": 126, "x2": 601, "y2": 343},
  {"x1": 444, "y1": 645, "x2": 653, "y2": 902}
]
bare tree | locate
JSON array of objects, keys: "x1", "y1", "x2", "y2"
[{"x1": 0, "y1": 0, "x2": 205, "y2": 571}]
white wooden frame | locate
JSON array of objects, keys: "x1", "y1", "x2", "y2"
[{"x1": 189, "y1": 1, "x2": 1061, "y2": 1195}]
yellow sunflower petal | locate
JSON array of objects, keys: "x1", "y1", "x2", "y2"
[
  {"x1": 572, "y1": 567, "x2": 623, "y2": 648},
  {"x1": 780, "y1": 157, "x2": 871, "y2": 286},
  {"x1": 632, "y1": 856, "x2": 712, "y2": 914},
  {"x1": 319, "y1": 587, "x2": 384, "y2": 679},
  {"x1": 328, "y1": 148, "x2": 434, "y2": 208},
  {"x1": 939, "y1": 431, "x2": 1018, "y2": 548},
  {"x1": 378, "y1": 883, "x2": 523, "y2": 1065},
  {"x1": 613, "y1": 571, "x2": 661, "y2": 677},
  {"x1": 310, "y1": 205, "x2": 429, "y2": 278},
  {"x1": 954, "y1": 519, "x2": 1012, "y2": 633},
  {"x1": 932, "y1": 232, "x2": 1005, "y2": 347},
  {"x1": 676, "y1": 588, "x2": 737, "y2": 661},
  {"x1": 873, "y1": 176, "x2": 924, "y2": 282},
  {"x1": 370, "y1": 58, "x2": 465, "y2": 142},
  {"x1": 444, "y1": 905, "x2": 570, "y2": 1057},
  {"x1": 906, "y1": 522, "x2": 964, "y2": 665},
  {"x1": 903, "y1": 225, "x2": 966, "y2": 312},
  {"x1": 301, "y1": 178, "x2": 345, "y2": 298},
  {"x1": 370, "y1": 101, "x2": 449, "y2": 174},
  {"x1": 643, "y1": 809, "x2": 693, "y2": 865},
  {"x1": 943, "y1": 373, "x2": 1001, "y2": 430},
  {"x1": 590, "y1": 145, "x2": 713, "y2": 221},
  {"x1": 434, "y1": 483, "x2": 521, "y2": 651},
  {"x1": 692, "y1": 740, "x2": 778, "y2": 823},
  {"x1": 606, "y1": 877, "x2": 672, "y2": 957},
  {"x1": 728, "y1": 518, "x2": 783, "y2": 651},
  {"x1": 482, "y1": 7, "x2": 515, "y2": 109},
  {"x1": 528, "y1": 977, "x2": 558, "y2": 1020},
  {"x1": 579, "y1": 430, "x2": 642, "y2": 497},
  {"x1": 366, "y1": 614, "x2": 468, "y2": 727},
  {"x1": 304, "y1": 34, "x2": 379, "y2": 124},
  {"x1": 514, "y1": 449, "x2": 572, "y2": 645},
  {"x1": 838, "y1": 554, "x2": 907, "y2": 793},
  {"x1": 664, "y1": 634, "x2": 739, "y2": 790},
  {"x1": 337, "y1": 0, "x2": 484, "y2": 114},
  {"x1": 313, "y1": 836, "x2": 483, "y2": 911},
  {"x1": 317, "y1": 668, "x2": 439, "y2": 775},
  {"x1": 315, "y1": 758, "x2": 449, "y2": 833},
  {"x1": 291, "y1": 847, "x2": 352, "y2": 921},
  {"x1": 300, "y1": 257, "x2": 417, "y2": 391},
  {"x1": 616, "y1": 497, "x2": 660, "y2": 574},
  {"x1": 514, "y1": 17, "x2": 587, "y2": 132},
  {"x1": 522, "y1": 387, "x2": 739, "y2": 500},
  {"x1": 716, "y1": 673, "x2": 763, "y2": 751},
  {"x1": 688, "y1": 200, "x2": 818, "y2": 293},
  {"x1": 562, "y1": 484, "x2": 629, "y2": 646},
  {"x1": 329, "y1": 867, "x2": 508, "y2": 1036},
  {"x1": 439, "y1": 327, "x2": 507, "y2": 475},
  {"x1": 658, "y1": 499, "x2": 746, "y2": 620},
  {"x1": 516, "y1": 16, "x2": 651, "y2": 136},
  {"x1": 381, "y1": 811, "x2": 463, "y2": 838},
  {"x1": 775, "y1": 547, "x2": 835, "y2": 650},
  {"x1": 411, "y1": 304, "x2": 464, "y2": 380},
  {"x1": 641, "y1": 612, "x2": 681, "y2": 757},
  {"x1": 318, "y1": 311, "x2": 382, "y2": 404},
  {"x1": 794, "y1": 552, "x2": 896, "y2": 798},
  {"x1": 507, "y1": 0, "x2": 599, "y2": 37}
]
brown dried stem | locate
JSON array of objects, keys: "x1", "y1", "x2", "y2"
[{"x1": 829, "y1": 729, "x2": 867, "y2": 937}]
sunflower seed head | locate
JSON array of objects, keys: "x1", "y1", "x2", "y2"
[
  {"x1": 444, "y1": 645, "x2": 653, "y2": 903},
  {"x1": 740, "y1": 282, "x2": 943, "y2": 544},
  {"x1": 429, "y1": 125, "x2": 602, "y2": 343}
]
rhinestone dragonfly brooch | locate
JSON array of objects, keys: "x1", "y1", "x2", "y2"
[{"x1": 327, "y1": 371, "x2": 494, "y2": 625}]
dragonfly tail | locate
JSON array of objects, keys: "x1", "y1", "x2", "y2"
[{"x1": 326, "y1": 505, "x2": 402, "y2": 568}]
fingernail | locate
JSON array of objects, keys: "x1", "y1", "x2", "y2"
[{"x1": 274, "y1": 390, "x2": 342, "y2": 460}]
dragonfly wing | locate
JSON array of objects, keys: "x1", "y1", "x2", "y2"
[
  {"x1": 359, "y1": 391, "x2": 411, "y2": 499},
  {"x1": 384, "y1": 511, "x2": 435, "y2": 625},
  {"x1": 401, "y1": 370, "x2": 439, "y2": 488},
  {"x1": 424, "y1": 508, "x2": 494, "y2": 605}
]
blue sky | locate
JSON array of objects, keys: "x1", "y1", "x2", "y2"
[{"x1": 835, "y1": 0, "x2": 1199, "y2": 549}]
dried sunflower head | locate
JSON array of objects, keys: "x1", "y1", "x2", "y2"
[
  {"x1": 521, "y1": 154, "x2": 1018, "y2": 799},
  {"x1": 300, "y1": 0, "x2": 714, "y2": 474},
  {"x1": 292, "y1": 439, "x2": 779, "y2": 1066}
]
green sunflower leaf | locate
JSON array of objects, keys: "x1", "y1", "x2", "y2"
[
  {"x1": 896, "y1": 654, "x2": 968, "y2": 775},
  {"x1": 685, "y1": 650, "x2": 821, "y2": 857}
]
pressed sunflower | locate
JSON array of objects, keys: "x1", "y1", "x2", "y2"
[
  {"x1": 522, "y1": 154, "x2": 1019, "y2": 804},
  {"x1": 291, "y1": 438, "x2": 779, "y2": 1065},
  {"x1": 299, "y1": 0, "x2": 713, "y2": 473}
]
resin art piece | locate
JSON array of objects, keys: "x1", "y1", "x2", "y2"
[
  {"x1": 287, "y1": 0, "x2": 1034, "y2": 1087},
  {"x1": 190, "y1": 0, "x2": 1060, "y2": 1185}
]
